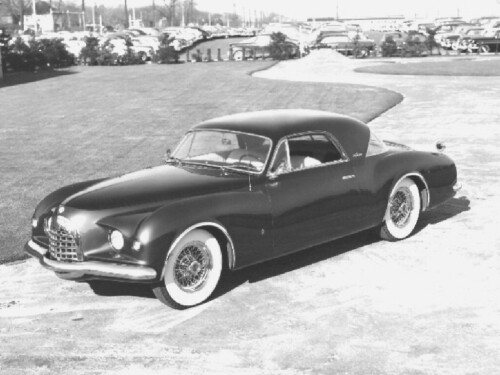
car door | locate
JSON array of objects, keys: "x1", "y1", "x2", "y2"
[{"x1": 265, "y1": 132, "x2": 363, "y2": 256}]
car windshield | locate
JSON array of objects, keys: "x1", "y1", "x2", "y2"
[{"x1": 171, "y1": 130, "x2": 272, "y2": 174}]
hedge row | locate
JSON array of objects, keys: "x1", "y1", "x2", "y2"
[{"x1": 1, "y1": 31, "x2": 295, "y2": 72}]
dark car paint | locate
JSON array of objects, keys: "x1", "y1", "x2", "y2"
[{"x1": 28, "y1": 110, "x2": 458, "y2": 283}]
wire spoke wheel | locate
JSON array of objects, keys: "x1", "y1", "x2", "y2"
[
  {"x1": 380, "y1": 177, "x2": 421, "y2": 241},
  {"x1": 153, "y1": 229, "x2": 223, "y2": 309},
  {"x1": 389, "y1": 187, "x2": 413, "y2": 228},
  {"x1": 174, "y1": 242, "x2": 212, "y2": 292}
]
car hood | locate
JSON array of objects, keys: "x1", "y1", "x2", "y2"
[{"x1": 63, "y1": 165, "x2": 251, "y2": 211}]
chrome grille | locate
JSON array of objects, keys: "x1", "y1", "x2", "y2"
[{"x1": 48, "y1": 227, "x2": 80, "y2": 262}]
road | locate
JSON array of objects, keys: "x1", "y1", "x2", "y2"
[{"x1": 1, "y1": 51, "x2": 500, "y2": 375}]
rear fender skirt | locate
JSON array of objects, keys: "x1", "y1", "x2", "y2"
[
  {"x1": 160, "y1": 222, "x2": 236, "y2": 280},
  {"x1": 390, "y1": 172, "x2": 430, "y2": 212}
]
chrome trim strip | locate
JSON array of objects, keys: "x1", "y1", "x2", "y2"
[
  {"x1": 342, "y1": 175, "x2": 356, "y2": 180},
  {"x1": 161, "y1": 222, "x2": 236, "y2": 280},
  {"x1": 25, "y1": 240, "x2": 157, "y2": 281}
]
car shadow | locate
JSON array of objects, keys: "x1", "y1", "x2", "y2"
[
  {"x1": 0, "y1": 69, "x2": 76, "y2": 88},
  {"x1": 413, "y1": 195, "x2": 470, "y2": 234},
  {"x1": 86, "y1": 280, "x2": 156, "y2": 300},
  {"x1": 86, "y1": 196, "x2": 470, "y2": 303},
  {"x1": 213, "y1": 195, "x2": 471, "y2": 300}
]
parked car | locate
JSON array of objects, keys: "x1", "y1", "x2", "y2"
[
  {"x1": 466, "y1": 29, "x2": 500, "y2": 53},
  {"x1": 381, "y1": 31, "x2": 429, "y2": 57},
  {"x1": 455, "y1": 28, "x2": 486, "y2": 52},
  {"x1": 230, "y1": 34, "x2": 300, "y2": 60},
  {"x1": 25, "y1": 109, "x2": 459, "y2": 309},
  {"x1": 102, "y1": 35, "x2": 154, "y2": 62},
  {"x1": 315, "y1": 34, "x2": 375, "y2": 58},
  {"x1": 437, "y1": 24, "x2": 483, "y2": 50}
]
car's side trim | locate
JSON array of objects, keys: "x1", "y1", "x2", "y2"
[
  {"x1": 24, "y1": 240, "x2": 157, "y2": 281},
  {"x1": 390, "y1": 172, "x2": 430, "y2": 211},
  {"x1": 162, "y1": 222, "x2": 236, "y2": 280}
]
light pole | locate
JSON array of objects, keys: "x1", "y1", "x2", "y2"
[
  {"x1": 32, "y1": 0, "x2": 37, "y2": 33},
  {"x1": 124, "y1": 0, "x2": 129, "y2": 28},
  {"x1": 152, "y1": 0, "x2": 156, "y2": 27}
]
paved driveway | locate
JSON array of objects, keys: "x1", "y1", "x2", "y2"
[{"x1": 1, "y1": 52, "x2": 499, "y2": 375}]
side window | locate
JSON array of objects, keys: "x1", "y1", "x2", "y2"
[{"x1": 271, "y1": 133, "x2": 344, "y2": 175}]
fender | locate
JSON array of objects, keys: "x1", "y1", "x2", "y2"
[{"x1": 134, "y1": 186, "x2": 273, "y2": 275}]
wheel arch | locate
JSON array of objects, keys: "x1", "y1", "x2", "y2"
[
  {"x1": 390, "y1": 172, "x2": 430, "y2": 212},
  {"x1": 160, "y1": 221, "x2": 236, "y2": 280}
]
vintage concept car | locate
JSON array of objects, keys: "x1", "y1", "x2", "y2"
[{"x1": 25, "y1": 110, "x2": 459, "y2": 309}]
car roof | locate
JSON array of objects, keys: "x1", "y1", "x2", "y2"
[{"x1": 192, "y1": 109, "x2": 371, "y2": 158}]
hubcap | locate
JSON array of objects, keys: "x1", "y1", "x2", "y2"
[
  {"x1": 174, "y1": 241, "x2": 212, "y2": 292},
  {"x1": 390, "y1": 187, "x2": 413, "y2": 228}
]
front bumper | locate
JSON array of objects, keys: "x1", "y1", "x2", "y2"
[{"x1": 25, "y1": 240, "x2": 157, "y2": 281}]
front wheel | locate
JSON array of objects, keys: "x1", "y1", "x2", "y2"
[
  {"x1": 153, "y1": 229, "x2": 223, "y2": 309},
  {"x1": 355, "y1": 47, "x2": 369, "y2": 59},
  {"x1": 380, "y1": 178, "x2": 421, "y2": 241}
]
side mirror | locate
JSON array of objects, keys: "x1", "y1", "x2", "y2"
[{"x1": 436, "y1": 141, "x2": 446, "y2": 153}]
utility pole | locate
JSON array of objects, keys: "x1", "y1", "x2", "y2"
[
  {"x1": 32, "y1": 0, "x2": 37, "y2": 33},
  {"x1": 124, "y1": 0, "x2": 129, "y2": 28},
  {"x1": 82, "y1": 0, "x2": 86, "y2": 30},
  {"x1": 152, "y1": 0, "x2": 156, "y2": 27}
]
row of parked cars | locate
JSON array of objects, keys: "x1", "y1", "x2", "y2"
[
  {"x1": 9, "y1": 25, "x2": 260, "y2": 63},
  {"x1": 435, "y1": 17, "x2": 500, "y2": 53}
]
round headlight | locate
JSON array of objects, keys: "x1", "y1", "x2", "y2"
[{"x1": 109, "y1": 230, "x2": 125, "y2": 251}]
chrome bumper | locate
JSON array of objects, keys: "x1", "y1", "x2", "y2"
[{"x1": 25, "y1": 240, "x2": 157, "y2": 281}]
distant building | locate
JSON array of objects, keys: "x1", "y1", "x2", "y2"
[{"x1": 307, "y1": 16, "x2": 405, "y2": 31}]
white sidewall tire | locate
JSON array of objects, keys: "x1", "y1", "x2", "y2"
[
  {"x1": 381, "y1": 178, "x2": 421, "y2": 241},
  {"x1": 163, "y1": 229, "x2": 222, "y2": 307},
  {"x1": 233, "y1": 50, "x2": 243, "y2": 61},
  {"x1": 479, "y1": 45, "x2": 490, "y2": 54}
]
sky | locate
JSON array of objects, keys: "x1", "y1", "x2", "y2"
[{"x1": 96, "y1": 0, "x2": 500, "y2": 20}]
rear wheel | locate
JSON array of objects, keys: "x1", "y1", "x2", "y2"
[
  {"x1": 232, "y1": 50, "x2": 243, "y2": 61},
  {"x1": 153, "y1": 229, "x2": 223, "y2": 309},
  {"x1": 479, "y1": 45, "x2": 490, "y2": 54},
  {"x1": 380, "y1": 178, "x2": 421, "y2": 241}
]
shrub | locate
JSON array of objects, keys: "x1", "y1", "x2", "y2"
[
  {"x1": 80, "y1": 36, "x2": 146, "y2": 66},
  {"x1": 80, "y1": 36, "x2": 100, "y2": 65},
  {"x1": 4, "y1": 37, "x2": 74, "y2": 71},
  {"x1": 381, "y1": 37, "x2": 398, "y2": 57},
  {"x1": 156, "y1": 46, "x2": 180, "y2": 64},
  {"x1": 269, "y1": 32, "x2": 297, "y2": 60}
]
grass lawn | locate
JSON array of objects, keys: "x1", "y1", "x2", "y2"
[
  {"x1": 0, "y1": 61, "x2": 402, "y2": 263},
  {"x1": 355, "y1": 56, "x2": 500, "y2": 76}
]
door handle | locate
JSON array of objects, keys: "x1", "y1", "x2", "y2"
[{"x1": 342, "y1": 175, "x2": 356, "y2": 180}]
